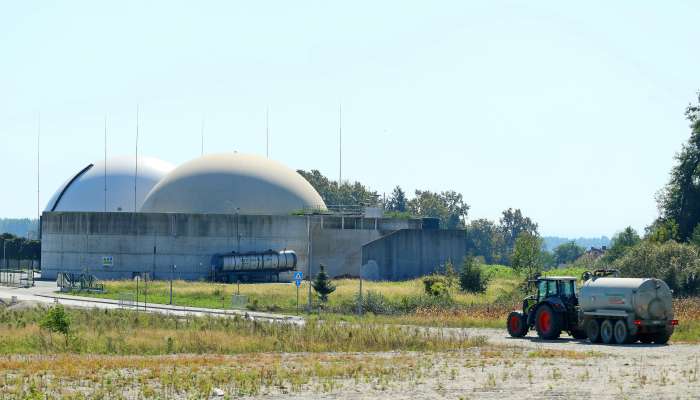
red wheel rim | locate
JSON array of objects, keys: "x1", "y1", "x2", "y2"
[
  {"x1": 509, "y1": 315, "x2": 520, "y2": 332},
  {"x1": 539, "y1": 310, "x2": 551, "y2": 333}
]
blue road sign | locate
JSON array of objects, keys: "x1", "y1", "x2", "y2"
[{"x1": 294, "y1": 271, "x2": 303, "y2": 287}]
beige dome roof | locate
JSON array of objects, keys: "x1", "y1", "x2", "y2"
[{"x1": 139, "y1": 153, "x2": 326, "y2": 215}]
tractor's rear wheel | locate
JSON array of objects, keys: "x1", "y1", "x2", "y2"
[
  {"x1": 535, "y1": 305, "x2": 561, "y2": 340},
  {"x1": 586, "y1": 319, "x2": 601, "y2": 343},
  {"x1": 507, "y1": 311, "x2": 528, "y2": 338},
  {"x1": 600, "y1": 319, "x2": 616, "y2": 344},
  {"x1": 613, "y1": 320, "x2": 632, "y2": 344}
]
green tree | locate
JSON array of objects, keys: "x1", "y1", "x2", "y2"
[
  {"x1": 311, "y1": 264, "x2": 336, "y2": 303},
  {"x1": 690, "y1": 223, "x2": 700, "y2": 247},
  {"x1": 499, "y1": 208, "x2": 538, "y2": 265},
  {"x1": 553, "y1": 241, "x2": 585, "y2": 265},
  {"x1": 646, "y1": 219, "x2": 680, "y2": 243},
  {"x1": 386, "y1": 186, "x2": 408, "y2": 212},
  {"x1": 465, "y1": 218, "x2": 503, "y2": 264},
  {"x1": 40, "y1": 305, "x2": 71, "y2": 336},
  {"x1": 297, "y1": 169, "x2": 378, "y2": 207},
  {"x1": 613, "y1": 240, "x2": 700, "y2": 296},
  {"x1": 511, "y1": 232, "x2": 543, "y2": 278},
  {"x1": 408, "y1": 190, "x2": 469, "y2": 229},
  {"x1": 458, "y1": 256, "x2": 489, "y2": 293},
  {"x1": 603, "y1": 227, "x2": 641, "y2": 263},
  {"x1": 656, "y1": 91, "x2": 700, "y2": 241},
  {"x1": 540, "y1": 250, "x2": 557, "y2": 270}
]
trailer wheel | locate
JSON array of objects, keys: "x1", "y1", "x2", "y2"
[
  {"x1": 585, "y1": 319, "x2": 601, "y2": 343},
  {"x1": 535, "y1": 305, "x2": 561, "y2": 340},
  {"x1": 600, "y1": 319, "x2": 615, "y2": 344},
  {"x1": 613, "y1": 320, "x2": 632, "y2": 344},
  {"x1": 652, "y1": 331, "x2": 671, "y2": 345},
  {"x1": 507, "y1": 311, "x2": 528, "y2": 337}
]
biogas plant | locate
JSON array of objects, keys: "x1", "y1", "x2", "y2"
[{"x1": 40, "y1": 153, "x2": 468, "y2": 282}]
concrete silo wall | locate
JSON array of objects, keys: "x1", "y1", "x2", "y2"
[
  {"x1": 361, "y1": 229, "x2": 469, "y2": 281},
  {"x1": 40, "y1": 212, "x2": 422, "y2": 281},
  {"x1": 41, "y1": 212, "x2": 311, "y2": 280}
]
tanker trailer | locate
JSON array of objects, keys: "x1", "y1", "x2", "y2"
[
  {"x1": 579, "y1": 273, "x2": 678, "y2": 344},
  {"x1": 212, "y1": 249, "x2": 297, "y2": 282}
]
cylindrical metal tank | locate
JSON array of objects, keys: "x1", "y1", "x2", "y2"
[
  {"x1": 579, "y1": 277, "x2": 674, "y2": 320},
  {"x1": 221, "y1": 250, "x2": 297, "y2": 272}
]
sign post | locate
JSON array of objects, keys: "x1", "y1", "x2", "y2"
[{"x1": 294, "y1": 271, "x2": 303, "y2": 314}]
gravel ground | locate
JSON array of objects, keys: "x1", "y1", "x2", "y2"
[{"x1": 244, "y1": 328, "x2": 700, "y2": 400}]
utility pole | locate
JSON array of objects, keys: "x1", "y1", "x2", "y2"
[
  {"x1": 266, "y1": 107, "x2": 269, "y2": 158},
  {"x1": 144, "y1": 272, "x2": 147, "y2": 311},
  {"x1": 338, "y1": 104, "x2": 342, "y2": 186},
  {"x1": 134, "y1": 105, "x2": 139, "y2": 211},
  {"x1": 36, "y1": 112, "x2": 40, "y2": 233},
  {"x1": 104, "y1": 115, "x2": 108, "y2": 212},
  {"x1": 357, "y1": 267, "x2": 363, "y2": 316},
  {"x1": 169, "y1": 264, "x2": 176, "y2": 305},
  {"x1": 306, "y1": 216, "x2": 312, "y2": 311},
  {"x1": 201, "y1": 114, "x2": 205, "y2": 156}
]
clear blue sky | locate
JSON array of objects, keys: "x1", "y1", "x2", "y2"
[{"x1": 1, "y1": 1, "x2": 699, "y2": 237}]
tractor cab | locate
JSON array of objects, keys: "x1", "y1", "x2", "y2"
[
  {"x1": 508, "y1": 276, "x2": 587, "y2": 340},
  {"x1": 536, "y1": 277, "x2": 577, "y2": 303}
]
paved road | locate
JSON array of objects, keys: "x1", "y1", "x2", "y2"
[{"x1": 0, "y1": 281, "x2": 303, "y2": 324}]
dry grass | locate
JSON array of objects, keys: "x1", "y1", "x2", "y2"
[
  {"x1": 669, "y1": 297, "x2": 700, "y2": 342},
  {"x1": 0, "y1": 352, "x2": 436, "y2": 399},
  {"x1": 0, "y1": 306, "x2": 486, "y2": 356}
]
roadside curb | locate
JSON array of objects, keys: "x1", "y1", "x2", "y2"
[{"x1": 34, "y1": 293, "x2": 304, "y2": 323}]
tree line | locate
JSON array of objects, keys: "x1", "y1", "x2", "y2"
[
  {"x1": 0, "y1": 233, "x2": 41, "y2": 264},
  {"x1": 297, "y1": 170, "x2": 470, "y2": 229}
]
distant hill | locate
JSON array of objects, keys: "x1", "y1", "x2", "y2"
[
  {"x1": 542, "y1": 236, "x2": 611, "y2": 252},
  {"x1": 0, "y1": 218, "x2": 38, "y2": 238}
]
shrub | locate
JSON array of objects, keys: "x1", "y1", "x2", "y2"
[
  {"x1": 359, "y1": 291, "x2": 395, "y2": 314},
  {"x1": 422, "y1": 275, "x2": 450, "y2": 298},
  {"x1": 459, "y1": 256, "x2": 489, "y2": 293},
  {"x1": 613, "y1": 240, "x2": 700, "y2": 296}
]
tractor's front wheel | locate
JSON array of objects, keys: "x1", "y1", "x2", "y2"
[
  {"x1": 507, "y1": 311, "x2": 528, "y2": 338},
  {"x1": 535, "y1": 305, "x2": 561, "y2": 340}
]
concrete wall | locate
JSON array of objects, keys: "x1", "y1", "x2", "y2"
[
  {"x1": 41, "y1": 212, "x2": 420, "y2": 281},
  {"x1": 361, "y1": 229, "x2": 469, "y2": 280},
  {"x1": 41, "y1": 212, "x2": 310, "y2": 280}
]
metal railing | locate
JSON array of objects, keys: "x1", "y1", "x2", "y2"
[{"x1": 0, "y1": 268, "x2": 35, "y2": 288}]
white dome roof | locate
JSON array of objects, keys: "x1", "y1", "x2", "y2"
[
  {"x1": 139, "y1": 153, "x2": 326, "y2": 215},
  {"x1": 45, "y1": 155, "x2": 174, "y2": 212}
]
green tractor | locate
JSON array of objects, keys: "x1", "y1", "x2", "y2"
[{"x1": 507, "y1": 276, "x2": 587, "y2": 340}]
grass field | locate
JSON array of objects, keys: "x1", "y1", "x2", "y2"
[{"x1": 70, "y1": 265, "x2": 588, "y2": 328}]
